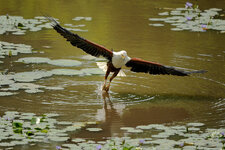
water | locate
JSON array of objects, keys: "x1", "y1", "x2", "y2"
[{"x1": 0, "y1": 0, "x2": 225, "y2": 149}]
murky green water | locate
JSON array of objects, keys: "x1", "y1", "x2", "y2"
[{"x1": 0, "y1": 0, "x2": 224, "y2": 149}]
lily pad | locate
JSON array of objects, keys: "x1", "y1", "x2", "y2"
[
  {"x1": 149, "y1": 23, "x2": 165, "y2": 27},
  {"x1": 51, "y1": 69, "x2": 83, "y2": 76},
  {"x1": 171, "y1": 28, "x2": 183, "y2": 31},
  {"x1": 0, "y1": 75, "x2": 15, "y2": 86},
  {"x1": 149, "y1": 5, "x2": 225, "y2": 33},
  {"x1": 72, "y1": 138, "x2": 86, "y2": 143},
  {"x1": 62, "y1": 144, "x2": 80, "y2": 149},
  {"x1": 57, "y1": 121, "x2": 73, "y2": 125},
  {"x1": 48, "y1": 136, "x2": 69, "y2": 142},
  {"x1": 13, "y1": 71, "x2": 53, "y2": 82},
  {"x1": 72, "y1": 17, "x2": 92, "y2": 21},
  {"x1": 48, "y1": 59, "x2": 82, "y2": 67},
  {"x1": 10, "y1": 140, "x2": 28, "y2": 145},
  {"x1": 81, "y1": 68, "x2": 105, "y2": 75},
  {"x1": 44, "y1": 113, "x2": 59, "y2": 118},
  {"x1": 0, "y1": 92, "x2": 15, "y2": 96},
  {"x1": 0, "y1": 142, "x2": 16, "y2": 147},
  {"x1": 44, "y1": 86, "x2": 64, "y2": 90},
  {"x1": 17, "y1": 57, "x2": 51, "y2": 64},
  {"x1": 63, "y1": 126, "x2": 80, "y2": 132},
  {"x1": 158, "y1": 12, "x2": 169, "y2": 16},
  {"x1": 25, "y1": 89, "x2": 44, "y2": 94},
  {"x1": 187, "y1": 123, "x2": 205, "y2": 127},
  {"x1": 0, "y1": 41, "x2": 33, "y2": 58},
  {"x1": 136, "y1": 125, "x2": 153, "y2": 130},
  {"x1": 8, "y1": 83, "x2": 45, "y2": 91},
  {"x1": 64, "y1": 24, "x2": 86, "y2": 28},
  {"x1": 126, "y1": 128, "x2": 143, "y2": 133},
  {"x1": 120, "y1": 127, "x2": 134, "y2": 131},
  {"x1": 86, "y1": 128, "x2": 102, "y2": 132},
  {"x1": 17, "y1": 57, "x2": 82, "y2": 67},
  {"x1": 0, "y1": 15, "x2": 52, "y2": 35}
]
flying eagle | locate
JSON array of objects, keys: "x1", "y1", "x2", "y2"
[{"x1": 47, "y1": 17, "x2": 206, "y2": 92}]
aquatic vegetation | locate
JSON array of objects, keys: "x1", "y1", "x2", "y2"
[
  {"x1": 0, "y1": 111, "x2": 98, "y2": 149},
  {"x1": 96, "y1": 144, "x2": 102, "y2": 150},
  {"x1": 0, "y1": 15, "x2": 52, "y2": 35},
  {"x1": 86, "y1": 127, "x2": 103, "y2": 132},
  {"x1": 0, "y1": 41, "x2": 104, "y2": 97},
  {"x1": 0, "y1": 91, "x2": 16, "y2": 96},
  {"x1": 120, "y1": 127, "x2": 143, "y2": 133},
  {"x1": 0, "y1": 67, "x2": 105, "y2": 96},
  {"x1": 51, "y1": 69, "x2": 83, "y2": 76},
  {"x1": 72, "y1": 16, "x2": 92, "y2": 21},
  {"x1": 13, "y1": 71, "x2": 53, "y2": 82},
  {"x1": 72, "y1": 138, "x2": 86, "y2": 143},
  {"x1": 0, "y1": 15, "x2": 89, "y2": 35},
  {"x1": 53, "y1": 123, "x2": 224, "y2": 149},
  {"x1": 149, "y1": 2, "x2": 225, "y2": 33},
  {"x1": 0, "y1": 111, "x2": 224, "y2": 149},
  {"x1": 56, "y1": 146, "x2": 62, "y2": 150},
  {"x1": 61, "y1": 16, "x2": 91, "y2": 32},
  {"x1": 118, "y1": 123, "x2": 224, "y2": 149},
  {"x1": 81, "y1": 68, "x2": 105, "y2": 75},
  {"x1": 185, "y1": 2, "x2": 193, "y2": 9},
  {"x1": 0, "y1": 41, "x2": 33, "y2": 58},
  {"x1": 0, "y1": 73, "x2": 64, "y2": 95},
  {"x1": 17, "y1": 57, "x2": 82, "y2": 67}
]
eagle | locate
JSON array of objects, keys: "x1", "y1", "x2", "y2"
[{"x1": 46, "y1": 17, "x2": 206, "y2": 92}]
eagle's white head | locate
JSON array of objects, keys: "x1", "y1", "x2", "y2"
[
  {"x1": 119, "y1": 50, "x2": 128, "y2": 59},
  {"x1": 112, "y1": 50, "x2": 131, "y2": 68}
]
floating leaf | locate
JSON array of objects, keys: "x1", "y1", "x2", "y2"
[
  {"x1": 31, "y1": 118, "x2": 37, "y2": 125},
  {"x1": 8, "y1": 50, "x2": 12, "y2": 57},
  {"x1": 48, "y1": 59, "x2": 82, "y2": 67},
  {"x1": 48, "y1": 136, "x2": 69, "y2": 142},
  {"x1": 86, "y1": 128, "x2": 103, "y2": 132},
  {"x1": 13, "y1": 71, "x2": 53, "y2": 82},
  {"x1": 72, "y1": 138, "x2": 86, "y2": 143},
  {"x1": 51, "y1": 69, "x2": 83, "y2": 76},
  {"x1": 17, "y1": 57, "x2": 51, "y2": 64},
  {"x1": 187, "y1": 122, "x2": 205, "y2": 127},
  {"x1": 149, "y1": 6, "x2": 225, "y2": 33},
  {"x1": 34, "y1": 127, "x2": 42, "y2": 131},
  {"x1": 26, "y1": 131, "x2": 34, "y2": 136},
  {"x1": 13, "y1": 122, "x2": 23, "y2": 128},
  {"x1": 81, "y1": 68, "x2": 105, "y2": 75},
  {"x1": 17, "y1": 22, "x2": 25, "y2": 28},
  {"x1": 0, "y1": 15, "x2": 54, "y2": 35},
  {"x1": 0, "y1": 92, "x2": 15, "y2": 96},
  {"x1": 0, "y1": 142, "x2": 16, "y2": 147},
  {"x1": 13, "y1": 128, "x2": 23, "y2": 134},
  {"x1": 41, "y1": 129, "x2": 48, "y2": 133}
]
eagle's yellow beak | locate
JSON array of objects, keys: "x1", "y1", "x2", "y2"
[{"x1": 121, "y1": 54, "x2": 125, "y2": 59}]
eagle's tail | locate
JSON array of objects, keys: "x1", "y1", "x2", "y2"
[{"x1": 96, "y1": 62, "x2": 126, "y2": 77}]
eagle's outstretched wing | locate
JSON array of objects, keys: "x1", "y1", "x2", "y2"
[
  {"x1": 47, "y1": 17, "x2": 113, "y2": 61},
  {"x1": 126, "y1": 58, "x2": 206, "y2": 76}
]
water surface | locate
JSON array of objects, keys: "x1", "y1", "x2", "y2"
[{"x1": 0, "y1": 0, "x2": 224, "y2": 149}]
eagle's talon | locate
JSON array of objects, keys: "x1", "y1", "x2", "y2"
[
  {"x1": 102, "y1": 84, "x2": 106, "y2": 91},
  {"x1": 105, "y1": 85, "x2": 109, "y2": 92},
  {"x1": 104, "y1": 85, "x2": 110, "y2": 92},
  {"x1": 102, "y1": 84, "x2": 110, "y2": 92}
]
